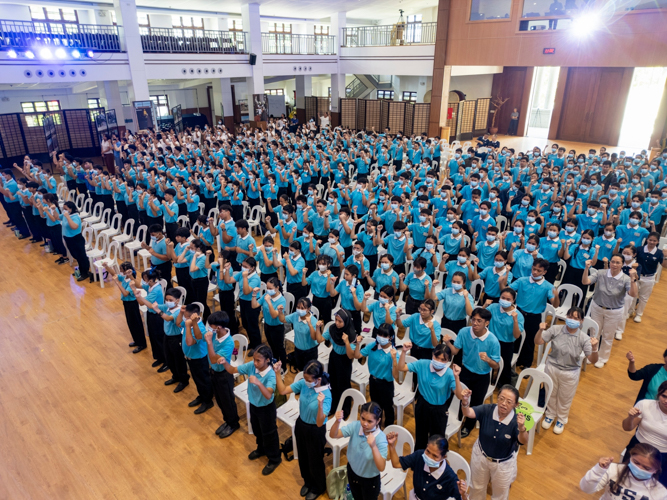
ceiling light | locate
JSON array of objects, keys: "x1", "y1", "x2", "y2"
[
  {"x1": 25, "y1": 50, "x2": 35, "y2": 59},
  {"x1": 7, "y1": 49, "x2": 17, "y2": 58},
  {"x1": 39, "y1": 47, "x2": 53, "y2": 59},
  {"x1": 86, "y1": 50, "x2": 94, "y2": 58},
  {"x1": 55, "y1": 48, "x2": 67, "y2": 59},
  {"x1": 71, "y1": 49, "x2": 81, "y2": 59}
]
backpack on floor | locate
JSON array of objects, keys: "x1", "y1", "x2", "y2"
[
  {"x1": 326, "y1": 465, "x2": 348, "y2": 500},
  {"x1": 280, "y1": 436, "x2": 294, "y2": 462}
]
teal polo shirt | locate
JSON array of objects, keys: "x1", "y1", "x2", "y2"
[
  {"x1": 403, "y1": 313, "x2": 441, "y2": 349},
  {"x1": 237, "y1": 361, "x2": 276, "y2": 406},
  {"x1": 340, "y1": 421, "x2": 388, "y2": 478},
  {"x1": 307, "y1": 271, "x2": 330, "y2": 298},
  {"x1": 290, "y1": 380, "x2": 332, "y2": 425},
  {"x1": 453, "y1": 327, "x2": 501, "y2": 375},
  {"x1": 209, "y1": 330, "x2": 235, "y2": 372},
  {"x1": 150, "y1": 237, "x2": 168, "y2": 265},
  {"x1": 117, "y1": 275, "x2": 137, "y2": 302},
  {"x1": 360, "y1": 341, "x2": 400, "y2": 381},
  {"x1": 435, "y1": 288, "x2": 474, "y2": 321},
  {"x1": 285, "y1": 312, "x2": 318, "y2": 350},
  {"x1": 156, "y1": 304, "x2": 182, "y2": 336},
  {"x1": 323, "y1": 329, "x2": 356, "y2": 356},
  {"x1": 335, "y1": 280, "x2": 364, "y2": 311},
  {"x1": 233, "y1": 271, "x2": 261, "y2": 301},
  {"x1": 258, "y1": 293, "x2": 287, "y2": 326},
  {"x1": 180, "y1": 318, "x2": 208, "y2": 359},
  {"x1": 281, "y1": 255, "x2": 306, "y2": 284},
  {"x1": 487, "y1": 304, "x2": 525, "y2": 344},
  {"x1": 509, "y1": 277, "x2": 554, "y2": 314},
  {"x1": 407, "y1": 359, "x2": 457, "y2": 406},
  {"x1": 368, "y1": 301, "x2": 396, "y2": 329},
  {"x1": 189, "y1": 254, "x2": 208, "y2": 279}
]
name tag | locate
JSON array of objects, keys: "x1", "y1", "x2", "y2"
[{"x1": 552, "y1": 244, "x2": 558, "y2": 248}]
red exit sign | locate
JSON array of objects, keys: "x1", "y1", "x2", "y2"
[{"x1": 543, "y1": 48, "x2": 556, "y2": 54}]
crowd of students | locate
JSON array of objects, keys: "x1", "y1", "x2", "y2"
[{"x1": 1, "y1": 121, "x2": 667, "y2": 499}]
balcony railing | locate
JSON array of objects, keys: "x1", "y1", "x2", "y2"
[
  {"x1": 141, "y1": 28, "x2": 246, "y2": 54},
  {"x1": 0, "y1": 20, "x2": 121, "y2": 52},
  {"x1": 342, "y1": 22, "x2": 436, "y2": 47},
  {"x1": 261, "y1": 33, "x2": 336, "y2": 55}
]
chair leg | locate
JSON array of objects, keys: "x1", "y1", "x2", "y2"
[
  {"x1": 527, "y1": 428, "x2": 535, "y2": 455},
  {"x1": 292, "y1": 427, "x2": 298, "y2": 460},
  {"x1": 333, "y1": 446, "x2": 340, "y2": 468},
  {"x1": 396, "y1": 405, "x2": 404, "y2": 426},
  {"x1": 99, "y1": 267, "x2": 105, "y2": 288},
  {"x1": 246, "y1": 401, "x2": 253, "y2": 435}
]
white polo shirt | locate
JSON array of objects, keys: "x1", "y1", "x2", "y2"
[{"x1": 635, "y1": 399, "x2": 667, "y2": 452}]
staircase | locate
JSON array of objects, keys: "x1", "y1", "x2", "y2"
[{"x1": 345, "y1": 75, "x2": 393, "y2": 99}]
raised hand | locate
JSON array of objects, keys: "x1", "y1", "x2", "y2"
[
  {"x1": 451, "y1": 363, "x2": 461, "y2": 377},
  {"x1": 628, "y1": 407, "x2": 642, "y2": 418},
  {"x1": 402, "y1": 340, "x2": 413, "y2": 350},
  {"x1": 626, "y1": 351, "x2": 635, "y2": 363},
  {"x1": 335, "y1": 410, "x2": 344, "y2": 421},
  {"x1": 598, "y1": 457, "x2": 614, "y2": 469},
  {"x1": 273, "y1": 360, "x2": 283, "y2": 373},
  {"x1": 386, "y1": 431, "x2": 398, "y2": 447}
]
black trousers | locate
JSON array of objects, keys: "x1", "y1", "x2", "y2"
[
  {"x1": 191, "y1": 276, "x2": 211, "y2": 321},
  {"x1": 264, "y1": 323, "x2": 287, "y2": 368},
  {"x1": 499, "y1": 340, "x2": 514, "y2": 388},
  {"x1": 347, "y1": 463, "x2": 380, "y2": 500},
  {"x1": 164, "y1": 334, "x2": 190, "y2": 384},
  {"x1": 146, "y1": 312, "x2": 166, "y2": 364},
  {"x1": 211, "y1": 369, "x2": 239, "y2": 428},
  {"x1": 347, "y1": 309, "x2": 363, "y2": 337},
  {"x1": 369, "y1": 376, "x2": 395, "y2": 427},
  {"x1": 366, "y1": 254, "x2": 378, "y2": 275},
  {"x1": 295, "y1": 418, "x2": 327, "y2": 494},
  {"x1": 294, "y1": 346, "x2": 318, "y2": 371},
  {"x1": 218, "y1": 289, "x2": 239, "y2": 333},
  {"x1": 286, "y1": 282, "x2": 308, "y2": 304},
  {"x1": 165, "y1": 221, "x2": 178, "y2": 242},
  {"x1": 175, "y1": 267, "x2": 194, "y2": 304},
  {"x1": 460, "y1": 366, "x2": 491, "y2": 431},
  {"x1": 7, "y1": 202, "x2": 29, "y2": 236},
  {"x1": 23, "y1": 207, "x2": 41, "y2": 241},
  {"x1": 406, "y1": 295, "x2": 423, "y2": 315},
  {"x1": 329, "y1": 350, "x2": 353, "y2": 418},
  {"x1": 186, "y1": 356, "x2": 213, "y2": 403},
  {"x1": 410, "y1": 345, "x2": 434, "y2": 361},
  {"x1": 188, "y1": 211, "x2": 199, "y2": 227},
  {"x1": 240, "y1": 300, "x2": 262, "y2": 349},
  {"x1": 64, "y1": 233, "x2": 90, "y2": 276},
  {"x1": 127, "y1": 205, "x2": 139, "y2": 234},
  {"x1": 312, "y1": 295, "x2": 333, "y2": 324},
  {"x1": 250, "y1": 402, "x2": 282, "y2": 464},
  {"x1": 154, "y1": 261, "x2": 172, "y2": 287},
  {"x1": 516, "y1": 309, "x2": 542, "y2": 368},
  {"x1": 116, "y1": 200, "x2": 128, "y2": 225},
  {"x1": 260, "y1": 272, "x2": 278, "y2": 284},
  {"x1": 415, "y1": 393, "x2": 450, "y2": 451},
  {"x1": 47, "y1": 224, "x2": 67, "y2": 257},
  {"x1": 122, "y1": 300, "x2": 147, "y2": 348}
]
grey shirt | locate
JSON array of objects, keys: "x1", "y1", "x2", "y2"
[
  {"x1": 588, "y1": 268, "x2": 631, "y2": 309},
  {"x1": 542, "y1": 325, "x2": 592, "y2": 371}
]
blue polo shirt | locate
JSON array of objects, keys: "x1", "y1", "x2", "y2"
[
  {"x1": 538, "y1": 237, "x2": 562, "y2": 263},
  {"x1": 117, "y1": 275, "x2": 137, "y2": 302},
  {"x1": 307, "y1": 271, "x2": 331, "y2": 298},
  {"x1": 156, "y1": 304, "x2": 183, "y2": 336},
  {"x1": 487, "y1": 303, "x2": 525, "y2": 344},
  {"x1": 285, "y1": 312, "x2": 319, "y2": 350},
  {"x1": 189, "y1": 254, "x2": 207, "y2": 279},
  {"x1": 235, "y1": 234, "x2": 255, "y2": 264},
  {"x1": 385, "y1": 235, "x2": 408, "y2": 264},
  {"x1": 512, "y1": 249, "x2": 542, "y2": 279},
  {"x1": 258, "y1": 293, "x2": 287, "y2": 326},
  {"x1": 403, "y1": 313, "x2": 442, "y2": 348},
  {"x1": 476, "y1": 242, "x2": 499, "y2": 270},
  {"x1": 233, "y1": 271, "x2": 261, "y2": 301},
  {"x1": 453, "y1": 327, "x2": 501, "y2": 375},
  {"x1": 209, "y1": 330, "x2": 235, "y2": 371},
  {"x1": 335, "y1": 280, "x2": 364, "y2": 311},
  {"x1": 150, "y1": 237, "x2": 168, "y2": 265},
  {"x1": 340, "y1": 421, "x2": 388, "y2": 478},
  {"x1": 403, "y1": 272, "x2": 433, "y2": 301},
  {"x1": 174, "y1": 243, "x2": 193, "y2": 269},
  {"x1": 237, "y1": 362, "x2": 276, "y2": 406},
  {"x1": 509, "y1": 277, "x2": 554, "y2": 314},
  {"x1": 218, "y1": 219, "x2": 237, "y2": 251},
  {"x1": 142, "y1": 282, "x2": 164, "y2": 312},
  {"x1": 361, "y1": 341, "x2": 400, "y2": 381},
  {"x1": 281, "y1": 254, "x2": 306, "y2": 284},
  {"x1": 61, "y1": 213, "x2": 82, "y2": 237},
  {"x1": 180, "y1": 318, "x2": 208, "y2": 359},
  {"x1": 371, "y1": 268, "x2": 399, "y2": 294},
  {"x1": 435, "y1": 288, "x2": 474, "y2": 321},
  {"x1": 407, "y1": 359, "x2": 456, "y2": 405},
  {"x1": 290, "y1": 379, "x2": 332, "y2": 425},
  {"x1": 368, "y1": 301, "x2": 397, "y2": 328}
]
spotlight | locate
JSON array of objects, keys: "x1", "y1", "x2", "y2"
[
  {"x1": 86, "y1": 50, "x2": 94, "y2": 58},
  {"x1": 55, "y1": 48, "x2": 67, "y2": 59},
  {"x1": 39, "y1": 47, "x2": 53, "y2": 59},
  {"x1": 71, "y1": 49, "x2": 81, "y2": 59},
  {"x1": 571, "y1": 12, "x2": 600, "y2": 36},
  {"x1": 7, "y1": 49, "x2": 17, "y2": 58},
  {"x1": 25, "y1": 50, "x2": 35, "y2": 59}
]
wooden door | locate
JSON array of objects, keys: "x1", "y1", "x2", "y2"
[{"x1": 557, "y1": 67, "x2": 633, "y2": 145}]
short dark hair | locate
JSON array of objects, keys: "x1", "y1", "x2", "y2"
[{"x1": 471, "y1": 307, "x2": 492, "y2": 322}]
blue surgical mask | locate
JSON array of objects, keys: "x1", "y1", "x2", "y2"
[
  {"x1": 514, "y1": 226, "x2": 523, "y2": 234},
  {"x1": 521, "y1": 199, "x2": 529, "y2": 206},
  {"x1": 499, "y1": 299, "x2": 512, "y2": 308},
  {"x1": 419, "y1": 215, "x2": 427, "y2": 223},
  {"x1": 381, "y1": 263, "x2": 391, "y2": 271},
  {"x1": 494, "y1": 261, "x2": 505, "y2": 268},
  {"x1": 479, "y1": 209, "x2": 488, "y2": 216},
  {"x1": 422, "y1": 453, "x2": 442, "y2": 469},
  {"x1": 379, "y1": 297, "x2": 389, "y2": 305},
  {"x1": 431, "y1": 360, "x2": 447, "y2": 371},
  {"x1": 587, "y1": 208, "x2": 596, "y2": 216},
  {"x1": 532, "y1": 274, "x2": 543, "y2": 281},
  {"x1": 609, "y1": 189, "x2": 617, "y2": 195},
  {"x1": 452, "y1": 283, "x2": 463, "y2": 291},
  {"x1": 457, "y1": 256, "x2": 467, "y2": 265},
  {"x1": 394, "y1": 231, "x2": 403, "y2": 239},
  {"x1": 425, "y1": 243, "x2": 434, "y2": 250},
  {"x1": 297, "y1": 309, "x2": 307, "y2": 317},
  {"x1": 526, "y1": 243, "x2": 536, "y2": 252},
  {"x1": 527, "y1": 216, "x2": 536, "y2": 224},
  {"x1": 628, "y1": 460, "x2": 654, "y2": 481},
  {"x1": 581, "y1": 238, "x2": 592, "y2": 245},
  {"x1": 376, "y1": 336, "x2": 390, "y2": 346},
  {"x1": 565, "y1": 318, "x2": 580, "y2": 329},
  {"x1": 267, "y1": 289, "x2": 276, "y2": 296},
  {"x1": 629, "y1": 218, "x2": 640, "y2": 226},
  {"x1": 548, "y1": 231, "x2": 558, "y2": 238},
  {"x1": 304, "y1": 379, "x2": 318, "y2": 388},
  {"x1": 451, "y1": 228, "x2": 460, "y2": 235},
  {"x1": 165, "y1": 301, "x2": 176, "y2": 308},
  {"x1": 566, "y1": 195, "x2": 574, "y2": 203},
  {"x1": 486, "y1": 234, "x2": 496, "y2": 242},
  {"x1": 150, "y1": 236, "x2": 157, "y2": 243}
]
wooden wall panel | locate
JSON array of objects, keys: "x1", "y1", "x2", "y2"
[
  {"x1": 490, "y1": 67, "x2": 529, "y2": 135},
  {"x1": 365, "y1": 100, "x2": 381, "y2": 131},
  {"x1": 340, "y1": 98, "x2": 357, "y2": 129}
]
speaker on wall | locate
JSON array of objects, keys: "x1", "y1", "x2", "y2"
[{"x1": 249, "y1": 53, "x2": 257, "y2": 65}]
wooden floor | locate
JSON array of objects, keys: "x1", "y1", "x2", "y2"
[{"x1": 0, "y1": 198, "x2": 664, "y2": 499}]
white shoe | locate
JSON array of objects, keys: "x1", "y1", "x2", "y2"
[
  {"x1": 594, "y1": 361, "x2": 605, "y2": 369},
  {"x1": 586, "y1": 358, "x2": 592, "y2": 365},
  {"x1": 553, "y1": 421, "x2": 565, "y2": 435},
  {"x1": 615, "y1": 332, "x2": 623, "y2": 340},
  {"x1": 542, "y1": 416, "x2": 554, "y2": 430},
  {"x1": 634, "y1": 315, "x2": 642, "y2": 323}
]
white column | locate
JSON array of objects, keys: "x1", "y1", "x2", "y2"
[
  {"x1": 295, "y1": 75, "x2": 312, "y2": 109},
  {"x1": 113, "y1": 0, "x2": 149, "y2": 101},
  {"x1": 0, "y1": 4, "x2": 31, "y2": 21},
  {"x1": 416, "y1": 76, "x2": 429, "y2": 103},
  {"x1": 241, "y1": 3, "x2": 264, "y2": 117},
  {"x1": 98, "y1": 80, "x2": 125, "y2": 124},
  {"x1": 212, "y1": 78, "x2": 234, "y2": 125},
  {"x1": 329, "y1": 12, "x2": 346, "y2": 113},
  {"x1": 93, "y1": 9, "x2": 114, "y2": 26},
  {"x1": 149, "y1": 14, "x2": 173, "y2": 29}
]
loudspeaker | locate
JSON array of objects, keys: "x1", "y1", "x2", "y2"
[{"x1": 249, "y1": 53, "x2": 257, "y2": 65}]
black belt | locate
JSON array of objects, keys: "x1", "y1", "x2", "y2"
[
  {"x1": 478, "y1": 443, "x2": 515, "y2": 463},
  {"x1": 594, "y1": 301, "x2": 623, "y2": 311}
]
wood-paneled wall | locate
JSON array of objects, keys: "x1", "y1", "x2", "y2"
[{"x1": 489, "y1": 66, "x2": 533, "y2": 136}]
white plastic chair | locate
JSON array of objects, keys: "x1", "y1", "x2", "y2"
[
  {"x1": 555, "y1": 259, "x2": 567, "y2": 286},
  {"x1": 93, "y1": 241, "x2": 121, "y2": 288},
  {"x1": 86, "y1": 232, "x2": 108, "y2": 282},
  {"x1": 78, "y1": 197, "x2": 92, "y2": 218},
  {"x1": 580, "y1": 317, "x2": 600, "y2": 372},
  {"x1": 231, "y1": 333, "x2": 248, "y2": 381},
  {"x1": 276, "y1": 372, "x2": 304, "y2": 459},
  {"x1": 470, "y1": 279, "x2": 484, "y2": 305},
  {"x1": 537, "y1": 303, "x2": 558, "y2": 364},
  {"x1": 381, "y1": 425, "x2": 414, "y2": 500},
  {"x1": 101, "y1": 213, "x2": 122, "y2": 240},
  {"x1": 484, "y1": 356, "x2": 504, "y2": 404},
  {"x1": 284, "y1": 292, "x2": 295, "y2": 316},
  {"x1": 394, "y1": 355, "x2": 417, "y2": 426},
  {"x1": 351, "y1": 337, "x2": 374, "y2": 395},
  {"x1": 90, "y1": 208, "x2": 112, "y2": 237},
  {"x1": 125, "y1": 225, "x2": 147, "y2": 269},
  {"x1": 248, "y1": 205, "x2": 263, "y2": 236},
  {"x1": 113, "y1": 219, "x2": 135, "y2": 246},
  {"x1": 325, "y1": 388, "x2": 367, "y2": 468},
  {"x1": 317, "y1": 342, "x2": 332, "y2": 372},
  {"x1": 177, "y1": 215, "x2": 190, "y2": 228},
  {"x1": 512, "y1": 329, "x2": 526, "y2": 371},
  {"x1": 175, "y1": 286, "x2": 187, "y2": 305},
  {"x1": 445, "y1": 382, "x2": 468, "y2": 448},
  {"x1": 554, "y1": 284, "x2": 584, "y2": 321},
  {"x1": 446, "y1": 450, "x2": 470, "y2": 484},
  {"x1": 233, "y1": 381, "x2": 253, "y2": 435},
  {"x1": 495, "y1": 215, "x2": 508, "y2": 233},
  {"x1": 82, "y1": 201, "x2": 104, "y2": 226},
  {"x1": 515, "y1": 368, "x2": 553, "y2": 455}
]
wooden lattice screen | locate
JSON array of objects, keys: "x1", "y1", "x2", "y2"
[
  {"x1": 304, "y1": 96, "x2": 318, "y2": 123},
  {"x1": 364, "y1": 100, "x2": 381, "y2": 131},
  {"x1": 473, "y1": 98, "x2": 490, "y2": 135},
  {"x1": 403, "y1": 102, "x2": 414, "y2": 136},
  {"x1": 413, "y1": 103, "x2": 431, "y2": 136},
  {"x1": 357, "y1": 99, "x2": 366, "y2": 130},
  {"x1": 340, "y1": 98, "x2": 357, "y2": 129}
]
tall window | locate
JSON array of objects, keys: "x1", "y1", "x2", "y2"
[
  {"x1": 265, "y1": 89, "x2": 284, "y2": 95},
  {"x1": 150, "y1": 95, "x2": 170, "y2": 117},
  {"x1": 405, "y1": 14, "x2": 422, "y2": 43},
  {"x1": 402, "y1": 91, "x2": 417, "y2": 102},
  {"x1": 269, "y1": 23, "x2": 292, "y2": 33},
  {"x1": 377, "y1": 90, "x2": 394, "y2": 100},
  {"x1": 230, "y1": 20, "x2": 243, "y2": 31},
  {"x1": 31, "y1": 6, "x2": 78, "y2": 23},
  {"x1": 470, "y1": 0, "x2": 512, "y2": 21},
  {"x1": 137, "y1": 13, "x2": 150, "y2": 35},
  {"x1": 172, "y1": 16, "x2": 205, "y2": 37},
  {"x1": 22, "y1": 101, "x2": 60, "y2": 113},
  {"x1": 314, "y1": 25, "x2": 329, "y2": 35},
  {"x1": 88, "y1": 98, "x2": 102, "y2": 109}
]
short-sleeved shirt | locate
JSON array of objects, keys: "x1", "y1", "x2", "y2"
[
  {"x1": 403, "y1": 313, "x2": 442, "y2": 348},
  {"x1": 478, "y1": 267, "x2": 513, "y2": 299},
  {"x1": 156, "y1": 304, "x2": 182, "y2": 336},
  {"x1": 407, "y1": 359, "x2": 456, "y2": 405},
  {"x1": 281, "y1": 254, "x2": 306, "y2": 284},
  {"x1": 189, "y1": 253, "x2": 207, "y2": 279},
  {"x1": 541, "y1": 325, "x2": 592, "y2": 371},
  {"x1": 510, "y1": 277, "x2": 554, "y2": 314},
  {"x1": 285, "y1": 312, "x2": 319, "y2": 350},
  {"x1": 487, "y1": 303, "x2": 524, "y2": 344},
  {"x1": 322, "y1": 329, "x2": 356, "y2": 356},
  {"x1": 209, "y1": 330, "x2": 235, "y2": 372},
  {"x1": 181, "y1": 318, "x2": 207, "y2": 359},
  {"x1": 237, "y1": 362, "x2": 276, "y2": 407},
  {"x1": 307, "y1": 271, "x2": 331, "y2": 298},
  {"x1": 368, "y1": 301, "x2": 397, "y2": 329},
  {"x1": 587, "y1": 269, "x2": 632, "y2": 309},
  {"x1": 453, "y1": 327, "x2": 501, "y2": 375},
  {"x1": 116, "y1": 275, "x2": 137, "y2": 302},
  {"x1": 290, "y1": 380, "x2": 332, "y2": 425},
  {"x1": 404, "y1": 272, "x2": 432, "y2": 301},
  {"x1": 150, "y1": 237, "x2": 168, "y2": 265},
  {"x1": 361, "y1": 341, "x2": 400, "y2": 381},
  {"x1": 233, "y1": 271, "x2": 261, "y2": 301},
  {"x1": 398, "y1": 452, "x2": 462, "y2": 500},
  {"x1": 473, "y1": 404, "x2": 522, "y2": 459},
  {"x1": 634, "y1": 399, "x2": 667, "y2": 452},
  {"x1": 435, "y1": 288, "x2": 474, "y2": 321},
  {"x1": 335, "y1": 280, "x2": 364, "y2": 311},
  {"x1": 257, "y1": 293, "x2": 287, "y2": 326},
  {"x1": 340, "y1": 421, "x2": 388, "y2": 478}
]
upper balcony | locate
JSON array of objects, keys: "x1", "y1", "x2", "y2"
[
  {"x1": 342, "y1": 22, "x2": 436, "y2": 47},
  {"x1": 261, "y1": 33, "x2": 336, "y2": 55},
  {"x1": 0, "y1": 20, "x2": 121, "y2": 52},
  {"x1": 141, "y1": 28, "x2": 247, "y2": 54}
]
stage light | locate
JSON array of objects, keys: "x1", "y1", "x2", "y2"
[
  {"x1": 39, "y1": 47, "x2": 53, "y2": 59},
  {"x1": 7, "y1": 49, "x2": 17, "y2": 58},
  {"x1": 71, "y1": 49, "x2": 81, "y2": 59},
  {"x1": 55, "y1": 48, "x2": 67, "y2": 59},
  {"x1": 25, "y1": 50, "x2": 35, "y2": 59},
  {"x1": 86, "y1": 50, "x2": 94, "y2": 58},
  {"x1": 571, "y1": 11, "x2": 600, "y2": 36}
]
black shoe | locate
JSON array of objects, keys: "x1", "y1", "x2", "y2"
[
  {"x1": 173, "y1": 382, "x2": 188, "y2": 393},
  {"x1": 248, "y1": 450, "x2": 265, "y2": 461},
  {"x1": 188, "y1": 396, "x2": 202, "y2": 407},
  {"x1": 77, "y1": 274, "x2": 89, "y2": 282},
  {"x1": 89, "y1": 272, "x2": 95, "y2": 283},
  {"x1": 216, "y1": 423, "x2": 229, "y2": 435},
  {"x1": 305, "y1": 492, "x2": 320, "y2": 500},
  {"x1": 30, "y1": 239, "x2": 41, "y2": 243},
  {"x1": 152, "y1": 360, "x2": 162, "y2": 368},
  {"x1": 300, "y1": 485, "x2": 310, "y2": 497},
  {"x1": 194, "y1": 401, "x2": 214, "y2": 415},
  {"x1": 164, "y1": 378, "x2": 177, "y2": 386},
  {"x1": 262, "y1": 461, "x2": 281, "y2": 476},
  {"x1": 129, "y1": 342, "x2": 137, "y2": 347},
  {"x1": 3, "y1": 221, "x2": 12, "y2": 226},
  {"x1": 157, "y1": 365, "x2": 169, "y2": 373},
  {"x1": 132, "y1": 346, "x2": 146, "y2": 354},
  {"x1": 460, "y1": 428, "x2": 471, "y2": 439},
  {"x1": 219, "y1": 424, "x2": 239, "y2": 439},
  {"x1": 57, "y1": 258, "x2": 68, "y2": 265},
  {"x1": 54, "y1": 257, "x2": 65, "y2": 264},
  {"x1": 17, "y1": 234, "x2": 28, "y2": 240},
  {"x1": 40, "y1": 242, "x2": 48, "y2": 247}
]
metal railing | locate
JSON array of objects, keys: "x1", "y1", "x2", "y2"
[
  {"x1": 261, "y1": 33, "x2": 336, "y2": 55},
  {"x1": 346, "y1": 77, "x2": 368, "y2": 98},
  {"x1": 342, "y1": 22, "x2": 436, "y2": 47},
  {"x1": 141, "y1": 28, "x2": 246, "y2": 54},
  {"x1": 0, "y1": 20, "x2": 121, "y2": 51}
]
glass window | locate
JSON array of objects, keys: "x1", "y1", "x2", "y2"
[
  {"x1": 34, "y1": 102, "x2": 48, "y2": 112},
  {"x1": 193, "y1": 17, "x2": 204, "y2": 28},
  {"x1": 315, "y1": 25, "x2": 329, "y2": 35},
  {"x1": 172, "y1": 15, "x2": 182, "y2": 26},
  {"x1": 88, "y1": 98, "x2": 101, "y2": 109},
  {"x1": 470, "y1": 0, "x2": 512, "y2": 21},
  {"x1": 402, "y1": 91, "x2": 417, "y2": 102},
  {"x1": 47, "y1": 100, "x2": 60, "y2": 111},
  {"x1": 150, "y1": 95, "x2": 170, "y2": 117},
  {"x1": 407, "y1": 14, "x2": 422, "y2": 22},
  {"x1": 21, "y1": 102, "x2": 35, "y2": 113},
  {"x1": 522, "y1": 0, "x2": 595, "y2": 18},
  {"x1": 46, "y1": 7, "x2": 61, "y2": 20},
  {"x1": 264, "y1": 89, "x2": 284, "y2": 95},
  {"x1": 138, "y1": 13, "x2": 149, "y2": 26},
  {"x1": 230, "y1": 20, "x2": 243, "y2": 31},
  {"x1": 182, "y1": 17, "x2": 193, "y2": 27},
  {"x1": 377, "y1": 90, "x2": 394, "y2": 99},
  {"x1": 110, "y1": 11, "x2": 117, "y2": 25},
  {"x1": 61, "y1": 8, "x2": 77, "y2": 22},
  {"x1": 30, "y1": 6, "x2": 46, "y2": 19}
]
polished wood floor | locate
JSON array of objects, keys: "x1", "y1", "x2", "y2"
[{"x1": 0, "y1": 207, "x2": 664, "y2": 500}]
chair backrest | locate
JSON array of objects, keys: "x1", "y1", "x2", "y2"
[
  {"x1": 109, "y1": 213, "x2": 122, "y2": 232},
  {"x1": 232, "y1": 333, "x2": 248, "y2": 365},
  {"x1": 284, "y1": 292, "x2": 295, "y2": 315},
  {"x1": 82, "y1": 226, "x2": 94, "y2": 247},
  {"x1": 198, "y1": 202, "x2": 205, "y2": 215},
  {"x1": 75, "y1": 193, "x2": 85, "y2": 211},
  {"x1": 446, "y1": 451, "x2": 470, "y2": 484},
  {"x1": 175, "y1": 286, "x2": 187, "y2": 304},
  {"x1": 122, "y1": 218, "x2": 135, "y2": 236},
  {"x1": 515, "y1": 368, "x2": 553, "y2": 411},
  {"x1": 515, "y1": 328, "x2": 526, "y2": 361},
  {"x1": 100, "y1": 208, "x2": 112, "y2": 225},
  {"x1": 399, "y1": 313, "x2": 412, "y2": 339},
  {"x1": 542, "y1": 303, "x2": 557, "y2": 327},
  {"x1": 135, "y1": 225, "x2": 148, "y2": 244},
  {"x1": 495, "y1": 215, "x2": 508, "y2": 233},
  {"x1": 556, "y1": 259, "x2": 567, "y2": 283},
  {"x1": 207, "y1": 207, "x2": 219, "y2": 225},
  {"x1": 581, "y1": 317, "x2": 600, "y2": 339},
  {"x1": 107, "y1": 241, "x2": 121, "y2": 262},
  {"x1": 192, "y1": 301, "x2": 204, "y2": 315},
  {"x1": 310, "y1": 305, "x2": 320, "y2": 320},
  {"x1": 91, "y1": 201, "x2": 104, "y2": 218},
  {"x1": 446, "y1": 382, "x2": 468, "y2": 421},
  {"x1": 335, "y1": 388, "x2": 367, "y2": 423},
  {"x1": 557, "y1": 283, "x2": 584, "y2": 309},
  {"x1": 488, "y1": 356, "x2": 504, "y2": 394},
  {"x1": 538, "y1": 341, "x2": 551, "y2": 368},
  {"x1": 250, "y1": 205, "x2": 262, "y2": 222},
  {"x1": 442, "y1": 328, "x2": 458, "y2": 343},
  {"x1": 177, "y1": 215, "x2": 190, "y2": 228},
  {"x1": 383, "y1": 425, "x2": 414, "y2": 458},
  {"x1": 93, "y1": 231, "x2": 108, "y2": 252},
  {"x1": 192, "y1": 222, "x2": 201, "y2": 236},
  {"x1": 67, "y1": 189, "x2": 76, "y2": 202},
  {"x1": 395, "y1": 355, "x2": 417, "y2": 390},
  {"x1": 287, "y1": 372, "x2": 305, "y2": 403},
  {"x1": 470, "y1": 279, "x2": 484, "y2": 304},
  {"x1": 158, "y1": 279, "x2": 168, "y2": 296}
]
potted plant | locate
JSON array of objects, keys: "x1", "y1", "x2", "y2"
[{"x1": 489, "y1": 95, "x2": 509, "y2": 134}]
